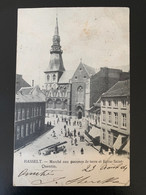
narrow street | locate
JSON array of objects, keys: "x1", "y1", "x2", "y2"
[{"x1": 14, "y1": 115, "x2": 101, "y2": 158}]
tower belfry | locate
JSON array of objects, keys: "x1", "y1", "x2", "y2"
[{"x1": 44, "y1": 16, "x2": 65, "y2": 88}]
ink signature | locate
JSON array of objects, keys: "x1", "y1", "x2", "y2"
[{"x1": 18, "y1": 168, "x2": 63, "y2": 177}]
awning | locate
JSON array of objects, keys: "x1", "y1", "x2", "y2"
[
  {"x1": 89, "y1": 126, "x2": 100, "y2": 138},
  {"x1": 122, "y1": 139, "x2": 130, "y2": 153},
  {"x1": 113, "y1": 134, "x2": 125, "y2": 150},
  {"x1": 85, "y1": 135, "x2": 92, "y2": 142}
]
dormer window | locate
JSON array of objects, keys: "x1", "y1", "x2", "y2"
[{"x1": 75, "y1": 76, "x2": 77, "y2": 79}]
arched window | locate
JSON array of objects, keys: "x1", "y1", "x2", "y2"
[
  {"x1": 77, "y1": 86, "x2": 84, "y2": 103},
  {"x1": 56, "y1": 99, "x2": 62, "y2": 109},
  {"x1": 47, "y1": 99, "x2": 53, "y2": 109},
  {"x1": 53, "y1": 74, "x2": 56, "y2": 81},
  {"x1": 47, "y1": 75, "x2": 50, "y2": 82}
]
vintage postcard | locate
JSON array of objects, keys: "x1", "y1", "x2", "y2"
[{"x1": 13, "y1": 7, "x2": 130, "y2": 186}]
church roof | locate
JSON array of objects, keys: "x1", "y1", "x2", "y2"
[
  {"x1": 102, "y1": 79, "x2": 130, "y2": 98},
  {"x1": 58, "y1": 70, "x2": 74, "y2": 84},
  {"x1": 82, "y1": 64, "x2": 96, "y2": 76}
]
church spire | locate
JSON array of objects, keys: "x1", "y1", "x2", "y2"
[
  {"x1": 54, "y1": 16, "x2": 59, "y2": 36},
  {"x1": 51, "y1": 16, "x2": 62, "y2": 54},
  {"x1": 44, "y1": 15, "x2": 65, "y2": 74}
]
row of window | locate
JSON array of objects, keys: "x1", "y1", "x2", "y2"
[
  {"x1": 102, "y1": 111, "x2": 127, "y2": 127},
  {"x1": 102, "y1": 100, "x2": 127, "y2": 108},
  {"x1": 47, "y1": 74, "x2": 56, "y2": 82},
  {"x1": 16, "y1": 119, "x2": 42, "y2": 140},
  {"x1": 15, "y1": 106, "x2": 42, "y2": 121},
  {"x1": 48, "y1": 91, "x2": 67, "y2": 97},
  {"x1": 89, "y1": 114, "x2": 100, "y2": 125}
]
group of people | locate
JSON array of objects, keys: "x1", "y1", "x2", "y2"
[{"x1": 47, "y1": 115, "x2": 86, "y2": 155}]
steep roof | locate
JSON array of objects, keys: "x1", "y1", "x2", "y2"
[
  {"x1": 15, "y1": 74, "x2": 31, "y2": 92},
  {"x1": 58, "y1": 70, "x2": 74, "y2": 84},
  {"x1": 82, "y1": 63, "x2": 96, "y2": 77},
  {"x1": 16, "y1": 85, "x2": 46, "y2": 103},
  {"x1": 102, "y1": 80, "x2": 130, "y2": 98},
  {"x1": 45, "y1": 53, "x2": 65, "y2": 73}
]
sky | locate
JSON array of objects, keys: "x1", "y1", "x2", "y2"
[{"x1": 16, "y1": 7, "x2": 129, "y2": 88}]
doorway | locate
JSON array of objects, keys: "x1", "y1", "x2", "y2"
[
  {"x1": 78, "y1": 111, "x2": 82, "y2": 119},
  {"x1": 76, "y1": 106, "x2": 83, "y2": 119}
]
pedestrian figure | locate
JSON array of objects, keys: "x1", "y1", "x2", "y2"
[
  {"x1": 19, "y1": 152, "x2": 22, "y2": 156},
  {"x1": 68, "y1": 128, "x2": 70, "y2": 137},
  {"x1": 50, "y1": 121, "x2": 51, "y2": 126},
  {"x1": 80, "y1": 135, "x2": 84, "y2": 142},
  {"x1": 63, "y1": 146, "x2": 67, "y2": 154},
  {"x1": 53, "y1": 130, "x2": 56, "y2": 137},
  {"x1": 74, "y1": 129, "x2": 76, "y2": 137},
  {"x1": 113, "y1": 148, "x2": 116, "y2": 155},
  {"x1": 108, "y1": 148, "x2": 111, "y2": 155},
  {"x1": 70, "y1": 132, "x2": 73, "y2": 138},
  {"x1": 74, "y1": 138, "x2": 78, "y2": 146},
  {"x1": 54, "y1": 145, "x2": 58, "y2": 153},
  {"x1": 73, "y1": 150, "x2": 75, "y2": 155},
  {"x1": 78, "y1": 131, "x2": 80, "y2": 137},
  {"x1": 81, "y1": 148, "x2": 84, "y2": 155},
  {"x1": 99, "y1": 146, "x2": 103, "y2": 154},
  {"x1": 61, "y1": 129, "x2": 63, "y2": 134},
  {"x1": 71, "y1": 138, "x2": 74, "y2": 145},
  {"x1": 64, "y1": 125, "x2": 66, "y2": 130}
]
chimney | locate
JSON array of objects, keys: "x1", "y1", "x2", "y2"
[{"x1": 32, "y1": 80, "x2": 34, "y2": 87}]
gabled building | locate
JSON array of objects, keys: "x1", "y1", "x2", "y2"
[
  {"x1": 100, "y1": 79, "x2": 130, "y2": 154},
  {"x1": 14, "y1": 85, "x2": 46, "y2": 149},
  {"x1": 70, "y1": 62, "x2": 96, "y2": 118}
]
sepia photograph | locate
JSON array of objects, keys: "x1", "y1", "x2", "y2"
[{"x1": 13, "y1": 7, "x2": 130, "y2": 186}]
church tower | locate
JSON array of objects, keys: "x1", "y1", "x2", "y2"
[{"x1": 44, "y1": 17, "x2": 65, "y2": 90}]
